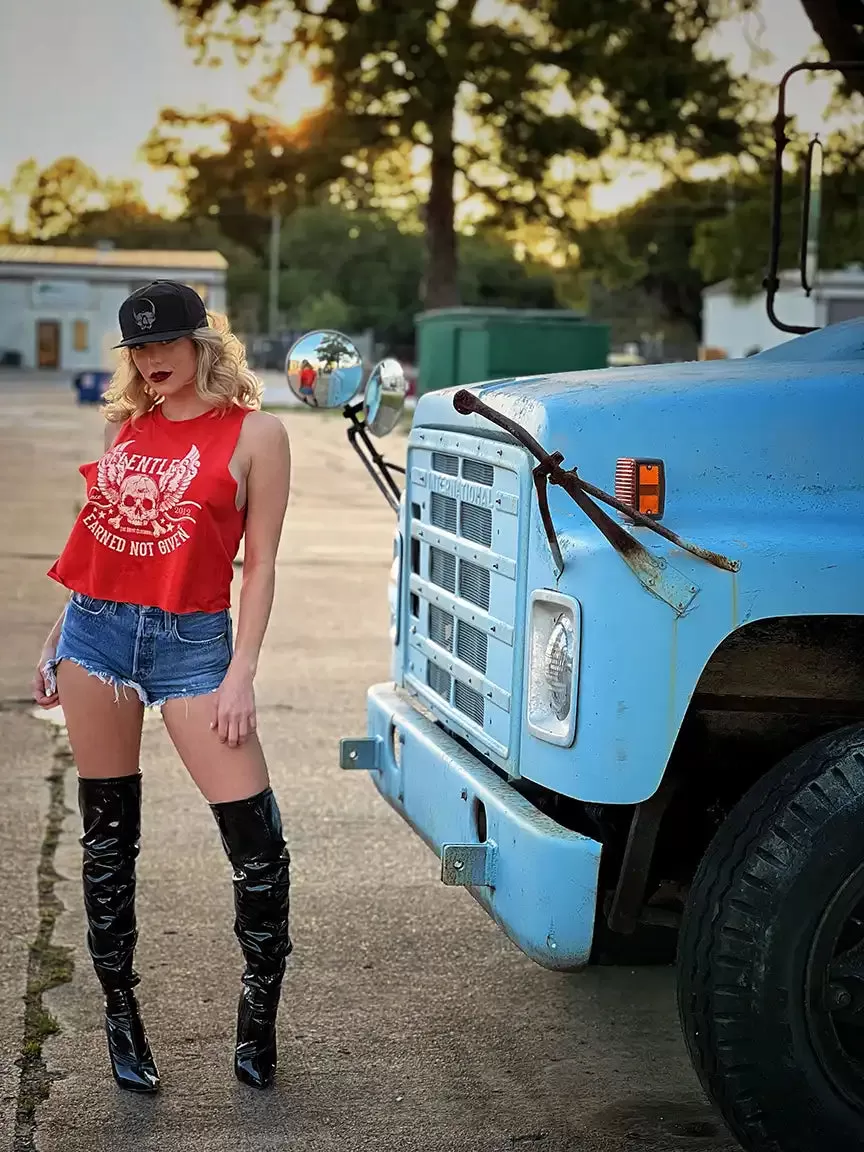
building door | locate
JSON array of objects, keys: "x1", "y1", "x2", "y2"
[{"x1": 37, "y1": 321, "x2": 61, "y2": 368}]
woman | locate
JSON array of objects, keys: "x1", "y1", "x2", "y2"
[{"x1": 30, "y1": 280, "x2": 292, "y2": 1094}]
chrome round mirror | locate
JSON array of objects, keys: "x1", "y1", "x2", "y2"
[
  {"x1": 363, "y1": 358, "x2": 407, "y2": 437},
  {"x1": 285, "y1": 330, "x2": 364, "y2": 409}
]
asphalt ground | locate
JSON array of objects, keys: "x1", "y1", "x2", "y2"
[{"x1": 0, "y1": 375, "x2": 737, "y2": 1152}]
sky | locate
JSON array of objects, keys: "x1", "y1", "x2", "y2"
[{"x1": 0, "y1": 0, "x2": 847, "y2": 222}]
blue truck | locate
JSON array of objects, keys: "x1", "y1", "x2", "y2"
[{"x1": 284, "y1": 63, "x2": 864, "y2": 1152}]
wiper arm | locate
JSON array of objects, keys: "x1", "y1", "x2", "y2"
[{"x1": 453, "y1": 390, "x2": 739, "y2": 612}]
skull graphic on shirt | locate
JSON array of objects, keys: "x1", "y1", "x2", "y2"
[
  {"x1": 87, "y1": 441, "x2": 202, "y2": 537},
  {"x1": 118, "y1": 473, "x2": 160, "y2": 527}
]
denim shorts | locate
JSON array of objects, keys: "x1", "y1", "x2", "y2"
[{"x1": 45, "y1": 592, "x2": 234, "y2": 707}]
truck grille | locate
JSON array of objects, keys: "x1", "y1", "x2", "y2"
[{"x1": 404, "y1": 429, "x2": 523, "y2": 760}]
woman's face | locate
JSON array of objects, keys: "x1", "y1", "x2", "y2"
[{"x1": 130, "y1": 338, "x2": 197, "y2": 398}]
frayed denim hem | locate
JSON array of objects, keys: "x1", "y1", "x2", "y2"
[
  {"x1": 151, "y1": 687, "x2": 219, "y2": 711},
  {"x1": 49, "y1": 656, "x2": 150, "y2": 706},
  {"x1": 47, "y1": 657, "x2": 221, "y2": 711}
]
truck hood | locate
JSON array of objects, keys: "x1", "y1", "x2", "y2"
[{"x1": 412, "y1": 319, "x2": 864, "y2": 526}]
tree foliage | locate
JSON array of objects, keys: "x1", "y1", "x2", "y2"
[
  {"x1": 5, "y1": 0, "x2": 859, "y2": 350},
  {"x1": 162, "y1": 0, "x2": 748, "y2": 307},
  {"x1": 3, "y1": 157, "x2": 105, "y2": 241},
  {"x1": 574, "y1": 121, "x2": 864, "y2": 342},
  {"x1": 275, "y1": 204, "x2": 560, "y2": 345},
  {"x1": 690, "y1": 130, "x2": 864, "y2": 292},
  {"x1": 143, "y1": 108, "x2": 353, "y2": 256},
  {"x1": 575, "y1": 178, "x2": 736, "y2": 339}
]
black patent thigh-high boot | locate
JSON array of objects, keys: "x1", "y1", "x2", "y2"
[
  {"x1": 78, "y1": 774, "x2": 160, "y2": 1094},
  {"x1": 211, "y1": 788, "x2": 292, "y2": 1090}
]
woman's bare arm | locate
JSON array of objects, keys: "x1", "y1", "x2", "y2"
[{"x1": 211, "y1": 411, "x2": 291, "y2": 745}]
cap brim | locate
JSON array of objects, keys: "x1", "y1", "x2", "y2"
[{"x1": 112, "y1": 326, "x2": 201, "y2": 349}]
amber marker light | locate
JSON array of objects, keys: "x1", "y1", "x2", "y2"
[{"x1": 614, "y1": 458, "x2": 666, "y2": 519}]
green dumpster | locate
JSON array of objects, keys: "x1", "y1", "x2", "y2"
[{"x1": 415, "y1": 307, "x2": 609, "y2": 397}]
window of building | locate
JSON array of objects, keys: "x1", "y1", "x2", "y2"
[{"x1": 73, "y1": 320, "x2": 89, "y2": 352}]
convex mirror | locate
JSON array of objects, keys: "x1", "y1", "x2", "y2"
[
  {"x1": 363, "y1": 358, "x2": 407, "y2": 437},
  {"x1": 285, "y1": 330, "x2": 364, "y2": 408}
]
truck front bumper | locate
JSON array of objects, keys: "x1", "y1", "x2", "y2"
[{"x1": 341, "y1": 682, "x2": 602, "y2": 971}]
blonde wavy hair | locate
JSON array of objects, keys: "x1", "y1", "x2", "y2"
[{"x1": 102, "y1": 311, "x2": 263, "y2": 423}]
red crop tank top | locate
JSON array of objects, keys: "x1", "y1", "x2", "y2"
[{"x1": 49, "y1": 403, "x2": 251, "y2": 613}]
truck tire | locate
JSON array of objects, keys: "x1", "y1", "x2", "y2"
[{"x1": 678, "y1": 724, "x2": 864, "y2": 1152}]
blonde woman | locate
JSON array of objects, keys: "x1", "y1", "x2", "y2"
[{"x1": 30, "y1": 281, "x2": 292, "y2": 1094}]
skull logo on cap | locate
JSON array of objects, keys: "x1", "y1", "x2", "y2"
[{"x1": 132, "y1": 298, "x2": 156, "y2": 331}]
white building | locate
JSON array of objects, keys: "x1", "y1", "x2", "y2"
[
  {"x1": 0, "y1": 246, "x2": 228, "y2": 372},
  {"x1": 702, "y1": 266, "x2": 864, "y2": 359}
]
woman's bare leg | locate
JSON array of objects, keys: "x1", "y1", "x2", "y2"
[
  {"x1": 56, "y1": 662, "x2": 144, "y2": 778},
  {"x1": 161, "y1": 694, "x2": 269, "y2": 803}
]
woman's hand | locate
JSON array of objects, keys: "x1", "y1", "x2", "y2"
[
  {"x1": 32, "y1": 646, "x2": 59, "y2": 709},
  {"x1": 211, "y1": 664, "x2": 257, "y2": 748}
]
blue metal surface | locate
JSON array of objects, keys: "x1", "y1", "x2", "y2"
[
  {"x1": 400, "y1": 320, "x2": 864, "y2": 805},
  {"x1": 364, "y1": 681, "x2": 602, "y2": 970}
]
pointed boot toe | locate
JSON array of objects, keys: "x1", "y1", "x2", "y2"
[
  {"x1": 233, "y1": 991, "x2": 277, "y2": 1089},
  {"x1": 234, "y1": 1043, "x2": 276, "y2": 1090},
  {"x1": 105, "y1": 990, "x2": 160, "y2": 1094}
]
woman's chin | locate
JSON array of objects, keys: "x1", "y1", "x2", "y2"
[{"x1": 154, "y1": 379, "x2": 194, "y2": 400}]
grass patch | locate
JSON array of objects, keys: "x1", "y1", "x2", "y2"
[{"x1": 14, "y1": 740, "x2": 74, "y2": 1152}]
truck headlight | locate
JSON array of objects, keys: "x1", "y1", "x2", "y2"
[{"x1": 526, "y1": 590, "x2": 581, "y2": 746}]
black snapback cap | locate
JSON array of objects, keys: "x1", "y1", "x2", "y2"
[{"x1": 114, "y1": 280, "x2": 209, "y2": 348}]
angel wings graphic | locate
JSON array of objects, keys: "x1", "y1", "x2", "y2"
[{"x1": 90, "y1": 441, "x2": 202, "y2": 536}]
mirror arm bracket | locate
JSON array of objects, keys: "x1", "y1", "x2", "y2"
[{"x1": 343, "y1": 404, "x2": 403, "y2": 511}]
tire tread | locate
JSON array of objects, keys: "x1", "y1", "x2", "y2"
[{"x1": 678, "y1": 724, "x2": 864, "y2": 1152}]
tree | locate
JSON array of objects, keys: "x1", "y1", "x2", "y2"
[
  {"x1": 275, "y1": 203, "x2": 561, "y2": 345},
  {"x1": 458, "y1": 233, "x2": 559, "y2": 310},
  {"x1": 0, "y1": 155, "x2": 267, "y2": 327},
  {"x1": 0, "y1": 159, "x2": 183, "y2": 247},
  {"x1": 574, "y1": 177, "x2": 741, "y2": 339},
  {"x1": 163, "y1": 0, "x2": 748, "y2": 309},
  {"x1": 143, "y1": 108, "x2": 356, "y2": 258},
  {"x1": 295, "y1": 290, "x2": 352, "y2": 332},
  {"x1": 275, "y1": 203, "x2": 423, "y2": 342},
  {"x1": 3, "y1": 156, "x2": 104, "y2": 241}
]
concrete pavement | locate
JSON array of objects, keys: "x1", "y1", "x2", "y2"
[{"x1": 0, "y1": 377, "x2": 736, "y2": 1151}]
